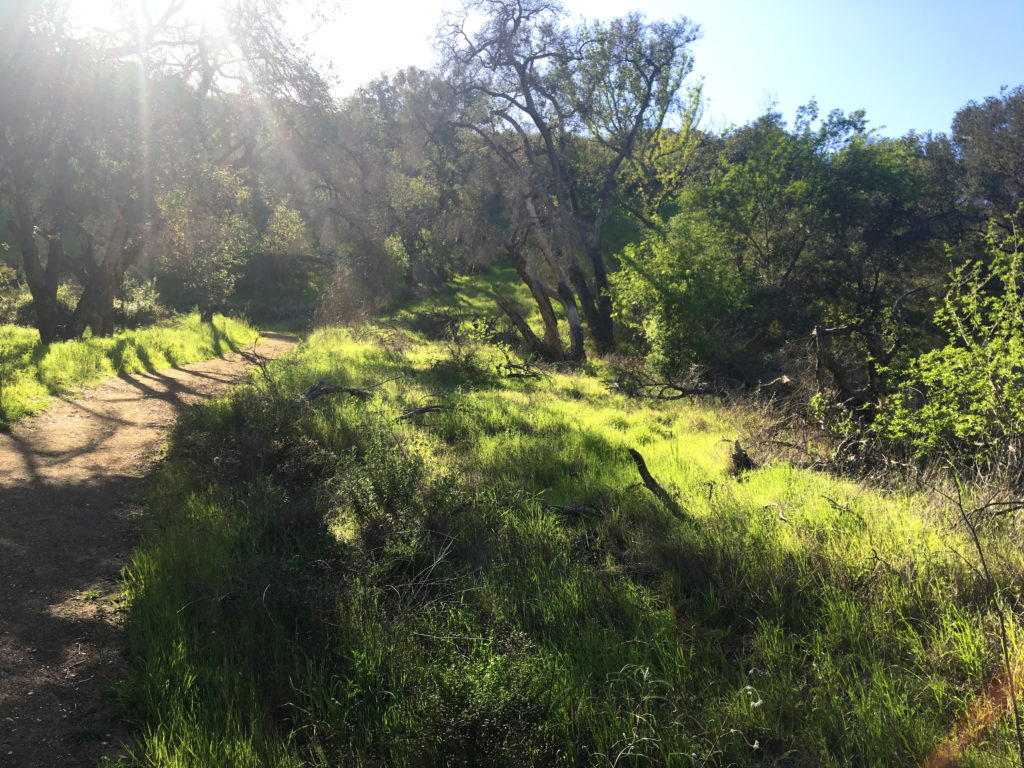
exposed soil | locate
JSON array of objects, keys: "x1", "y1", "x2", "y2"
[{"x1": 0, "y1": 333, "x2": 297, "y2": 768}]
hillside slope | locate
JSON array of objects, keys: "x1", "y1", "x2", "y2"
[{"x1": 115, "y1": 309, "x2": 1024, "y2": 766}]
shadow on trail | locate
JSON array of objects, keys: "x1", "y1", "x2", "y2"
[
  {"x1": 116, "y1": 367, "x2": 237, "y2": 409},
  {"x1": 0, "y1": 331, "x2": 299, "y2": 767},
  {"x1": 0, "y1": 472, "x2": 140, "y2": 767},
  {"x1": 2, "y1": 366, "x2": 238, "y2": 485}
]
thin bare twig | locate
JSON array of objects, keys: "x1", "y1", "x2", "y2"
[{"x1": 949, "y1": 470, "x2": 1024, "y2": 768}]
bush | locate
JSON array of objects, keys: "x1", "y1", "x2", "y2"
[
  {"x1": 878, "y1": 219, "x2": 1024, "y2": 472},
  {"x1": 114, "y1": 277, "x2": 167, "y2": 329},
  {"x1": 0, "y1": 264, "x2": 31, "y2": 325},
  {"x1": 610, "y1": 210, "x2": 748, "y2": 377}
]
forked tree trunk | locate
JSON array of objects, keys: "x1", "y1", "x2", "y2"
[
  {"x1": 522, "y1": 198, "x2": 586, "y2": 362},
  {"x1": 500, "y1": 246, "x2": 563, "y2": 361},
  {"x1": 70, "y1": 216, "x2": 144, "y2": 338}
]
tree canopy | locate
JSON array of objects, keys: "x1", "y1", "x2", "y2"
[{"x1": 1, "y1": 0, "x2": 1022, "y2": 451}]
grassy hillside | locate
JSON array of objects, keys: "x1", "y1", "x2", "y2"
[
  {"x1": 114, "y1": 297, "x2": 1024, "y2": 766},
  {"x1": 0, "y1": 314, "x2": 259, "y2": 427}
]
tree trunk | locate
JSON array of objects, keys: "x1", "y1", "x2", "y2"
[
  {"x1": 71, "y1": 266, "x2": 120, "y2": 337},
  {"x1": 522, "y1": 197, "x2": 586, "y2": 362},
  {"x1": 567, "y1": 257, "x2": 614, "y2": 355},
  {"x1": 12, "y1": 203, "x2": 64, "y2": 344},
  {"x1": 501, "y1": 246, "x2": 563, "y2": 361},
  {"x1": 70, "y1": 217, "x2": 144, "y2": 338},
  {"x1": 31, "y1": 238, "x2": 66, "y2": 343},
  {"x1": 495, "y1": 294, "x2": 552, "y2": 361},
  {"x1": 584, "y1": 242, "x2": 616, "y2": 354},
  {"x1": 555, "y1": 282, "x2": 586, "y2": 362}
]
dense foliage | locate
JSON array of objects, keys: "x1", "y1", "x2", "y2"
[
  {"x1": 3, "y1": 1, "x2": 1024, "y2": 761},
  {"x1": 611, "y1": 206, "x2": 746, "y2": 374},
  {"x1": 0, "y1": 0, "x2": 331, "y2": 340},
  {"x1": 2, "y1": 0, "x2": 1020, "y2": 408},
  {"x1": 879, "y1": 221, "x2": 1024, "y2": 470}
]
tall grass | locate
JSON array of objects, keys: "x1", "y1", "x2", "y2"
[
  {"x1": 115, "y1": 323, "x2": 1024, "y2": 766},
  {"x1": 0, "y1": 314, "x2": 258, "y2": 427}
]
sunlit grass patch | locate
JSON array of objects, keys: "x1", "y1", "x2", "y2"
[
  {"x1": 117, "y1": 322, "x2": 1024, "y2": 767},
  {"x1": 0, "y1": 314, "x2": 258, "y2": 427}
]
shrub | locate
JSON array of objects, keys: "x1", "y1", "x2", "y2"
[
  {"x1": 0, "y1": 264, "x2": 30, "y2": 325},
  {"x1": 878, "y1": 219, "x2": 1024, "y2": 472},
  {"x1": 114, "y1": 277, "x2": 167, "y2": 329},
  {"x1": 610, "y1": 209, "x2": 748, "y2": 377}
]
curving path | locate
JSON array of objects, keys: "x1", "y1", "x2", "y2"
[{"x1": 0, "y1": 333, "x2": 297, "y2": 767}]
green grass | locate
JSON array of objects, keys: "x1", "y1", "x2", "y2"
[
  {"x1": 114, "y1": 321, "x2": 1024, "y2": 766},
  {"x1": 0, "y1": 314, "x2": 259, "y2": 427}
]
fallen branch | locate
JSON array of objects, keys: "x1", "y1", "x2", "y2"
[
  {"x1": 627, "y1": 448, "x2": 688, "y2": 520},
  {"x1": 648, "y1": 382, "x2": 721, "y2": 400},
  {"x1": 498, "y1": 361, "x2": 544, "y2": 379},
  {"x1": 396, "y1": 405, "x2": 447, "y2": 422},
  {"x1": 608, "y1": 368, "x2": 722, "y2": 400},
  {"x1": 300, "y1": 378, "x2": 371, "y2": 402},
  {"x1": 241, "y1": 342, "x2": 283, "y2": 398}
]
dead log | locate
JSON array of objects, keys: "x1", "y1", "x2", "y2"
[
  {"x1": 396, "y1": 405, "x2": 447, "y2": 422},
  {"x1": 648, "y1": 382, "x2": 722, "y2": 400},
  {"x1": 498, "y1": 361, "x2": 543, "y2": 379},
  {"x1": 608, "y1": 368, "x2": 722, "y2": 400},
  {"x1": 627, "y1": 448, "x2": 689, "y2": 520},
  {"x1": 756, "y1": 375, "x2": 794, "y2": 399}
]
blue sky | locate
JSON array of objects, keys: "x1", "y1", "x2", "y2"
[
  {"x1": 650, "y1": 0, "x2": 1024, "y2": 136},
  {"x1": 311, "y1": 0, "x2": 1023, "y2": 137}
]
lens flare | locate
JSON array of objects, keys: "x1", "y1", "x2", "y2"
[{"x1": 923, "y1": 656, "x2": 1024, "y2": 768}]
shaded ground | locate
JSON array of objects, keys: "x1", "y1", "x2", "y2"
[{"x1": 0, "y1": 333, "x2": 297, "y2": 767}]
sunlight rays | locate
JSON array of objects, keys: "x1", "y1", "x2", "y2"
[{"x1": 71, "y1": 0, "x2": 313, "y2": 199}]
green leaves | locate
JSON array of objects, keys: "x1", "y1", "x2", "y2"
[
  {"x1": 157, "y1": 168, "x2": 254, "y2": 318},
  {"x1": 879, "y1": 218, "x2": 1024, "y2": 463},
  {"x1": 611, "y1": 206, "x2": 747, "y2": 374}
]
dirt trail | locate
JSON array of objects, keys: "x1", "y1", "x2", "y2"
[{"x1": 0, "y1": 332, "x2": 297, "y2": 768}]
